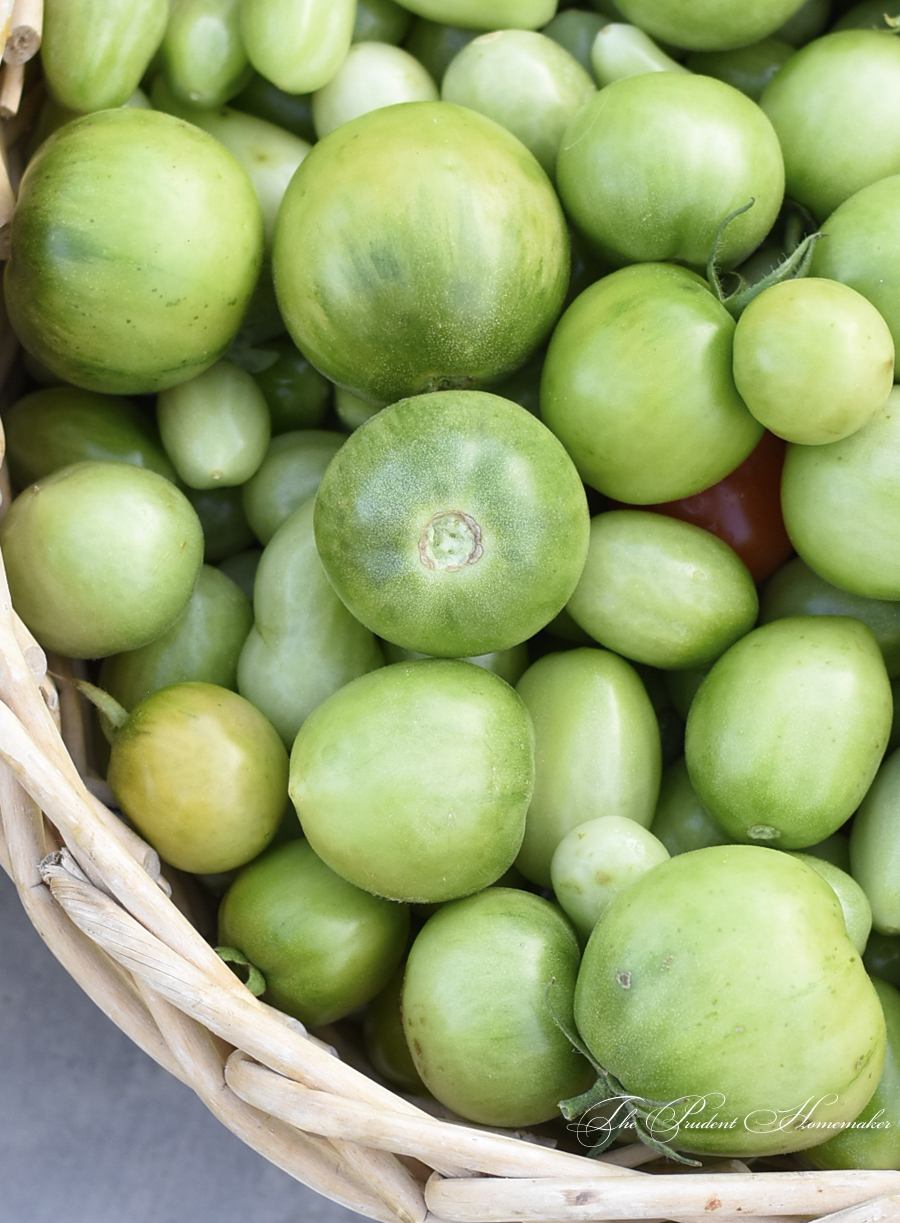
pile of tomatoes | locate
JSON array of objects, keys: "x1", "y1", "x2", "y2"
[{"x1": 7, "y1": 0, "x2": 900, "y2": 1172}]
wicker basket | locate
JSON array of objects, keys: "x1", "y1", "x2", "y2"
[{"x1": 3, "y1": 9, "x2": 900, "y2": 1223}]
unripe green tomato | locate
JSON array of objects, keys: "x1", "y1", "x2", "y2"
[
  {"x1": 400, "y1": 0, "x2": 557, "y2": 29},
  {"x1": 237, "y1": 498, "x2": 385, "y2": 746},
  {"x1": 807, "y1": 977, "x2": 900, "y2": 1170},
  {"x1": 217, "y1": 839, "x2": 410, "y2": 1027},
  {"x1": 732, "y1": 278, "x2": 894, "y2": 445},
  {"x1": 589, "y1": 22, "x2": 688, "y2": 86},
  {"x1": 850, "y1": 747, "x2": 900, "y2": 935},
  {"x1": 4, "y1": 108, "x2": 264, "y2": 395},
  {"x1": 289, "y1": 659, "x2": 535, "y2": 904},
  {"x1": 760, "y1": 30, "x2": 900, "y2": 223},
  {"x1": 513, "y1": 647, "x2": 662, "y2": 888},
  {"x1": 401, "y1": 887, "x2": 594, "y2": 1127},
  {"x1": 565, "y1": 510, "x2": 759, "y2": 671},
  {"x1": 0, "y1": 461, "x2": 204, "y2": 659},
  {"x1": 550, "y1": 815, "x2": 670, "y2": 942},
  {"x1": 41, "y1": 0, "x2": 169, "y2": 112},
  {"x1": 156, "y1": 359, "x2": 271, "y2": 490},
  {"x1": 542, "y1": 9, "x2": 607, "y2": 75},
  {"x1": 3, "y1": 385, "x2": 176, "y2": 488},
  {"x1": 107, "y1": 682, "x2": 289, "y2": 874},
  {"x1": 229, "y1": 73, "x2": 316, "y2": 142},
  {"x1": 780, "y1": 387, "x2": 900, "y2": 600},
  {"x1": 251, "y1": 337, "x2": 332, "y2": 433},
  {"x1": 649, "y1": 756, "x2": 734, "y2": 857},
  {"x1": 313, "y1": 42, "x2": 438, "y2": 139},
  {"x1": 363, "y1": 965, "x2": 427, "y2": 1094},
  {"x1": 402, "y1": 18, "x2": 478, "y2": 83},
  {"x1": 380, "y1": 639, "x2": 530, "y2": 686},
  {"x1": 185, "y1": 486, "x2": 256, "y2": 563},
  {"x1": 686, "y1": 37, "x2": 794, "y2": 102},
  {"x1": 160, "y1": 0, "x2": 252, "y2": 107},
  {"x1": 574, "y1": 845, "x2": 886, "y2": 1158},
  {"x1": 442, "y1": 30, "x2": 595, "y2": 180},
  {"x1": 759, "y1": 556, "x2": 900, "y2": 679},
  {"x1": 609, "y1": 0, "x2": 810, "y2": 51},
  {"x1": 240, "y1": 430, "x2": 345, "y2": 545},
  {"x1": 865, "y1": 933, "x2": 900, "y2": 990},
  {"x1": 353, "y1": 0, "x2": 413, "y2": 44},
  {"x1": 685, "y1": 616, "x2": 893, "y2": 848},
  {"x1": 217, "y1": 548, "x2": 261, "y2": 603},
  {"x1": 240, "y1": 0, "x2": 356, "y2": 93},
  {"x1": 98, "y1": 565, "x2": 253, "y2": 714}
]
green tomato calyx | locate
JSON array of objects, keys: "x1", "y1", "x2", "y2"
[
  {"x1": 216, "y1": 945, "x2": 266, "y2": 997},
  {"x1": 419, "y1": 510, "x2": 484, "y2": 572}
]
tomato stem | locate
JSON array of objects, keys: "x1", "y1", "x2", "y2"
[
  {"x1": 215, "y1": 945, "x2": 266, "y2": 997},
  {"x1": 71, "y1": 677, "x2": 129, "y2": 734}
]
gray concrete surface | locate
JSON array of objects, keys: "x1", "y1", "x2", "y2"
[{"x1": 0, "y1": 866, "x2": 365, "y2": 1223}]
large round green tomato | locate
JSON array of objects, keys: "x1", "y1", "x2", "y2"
[
  {"x1": 540, "y1": 263, "x2": 763, "y2": 503},
  {"x1": 217, "y1": 839, "x2": 409, "y2": 1027},
  {"x1": 555, "y1": 72, "x2": 784, "y2": 270},
  {"x1": 107, "y1": 682, "x2": 289, "y2": 874},
  {"x1": 573, "y1": 845, "x2": 886, "y2": 1158},
  {"x1": 684, "y1": 616, "x2": 893, "y2": 848},
  {"x1": 402, "y1": 887, "x2": 594, "y2": 1127},
  {"x1": 289, "y1": 659, "x2": 534, "y2": 903},
  {"x1": 312, "y1": 390, "x2": 590, "y2": 658},
  {"x1": 608, "y1": 0, "x2": 808, "y2": 51},
  {"x1": 272, "y1": 100, "x2": 570, "y2": 407},
  {"x1": 759, "y1": 29, "x2": 900, "y2": 223},
  {"x1": 4, "y1": 107, "x2": 264, "y2": 395},
  {"x1": 0, "y1": 461, "x2": 204, "y2": 660},
  {"x1": 780, "y1": 386, "x2": 900, "y2": 600}
]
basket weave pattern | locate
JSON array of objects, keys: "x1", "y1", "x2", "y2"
[{"x1": 1, "y1": 7, "x2": 900, "y2": 1222}]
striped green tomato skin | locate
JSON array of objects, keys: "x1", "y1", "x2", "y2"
[
  {"x1": 312, "y1": 390, "x2": 590, "y2": 658},
  {"x1": 4, "y1": 107, "x2": 264, "y2": 395},
  {"x1": 272, "y1": 100, "x2": 570, "y2": 407}
]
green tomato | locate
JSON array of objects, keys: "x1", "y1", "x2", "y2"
[
  {"x1": 540, "y1": 263, "x2": 763, "y2": 503},
  {"x1": 4, "y1": 108, "x2": 264, "y2": 395},
  {"x1": 780, "y1": 387, "x2": 900, "y2": 600},
  {"x1": 217, "y1": 839, "x2": 409, "y2": 1027},
  {"x1": 685, "y1": 616, "x2": 893, "y2": 848},
  {"x1": 807, "y1": 977, "x2": 900, "y2": 1170},
  {"x1": 41, "y1": 0, "x2": 169, "y2": 112},
  {"x1": 185, "y1": 485, "x2": 256, "y2": 564},
  {"x1": 272, "y1": 101, "x2": 570, "y2": 408},
  {"x1": 401, "y1": 18, "x2": 479, "y2": 84},
  {"x1": 98, "y1": 565, "x2": 253, "y2": 714},
  {"x1": 363, "y1": 965, "x2": 427, "y2": 1095},
  {"x1": 550, "y1": 815, "x2": 670, "y2": 942},
  {"x1": 759, "y1": 556, "x2": 900, "y2": 678},
  {"x1": 239, "y1": 0, "x2": 356, "y2": 94},
  {"x1": 312, "y1": 391, "x2": 590, "y2": 658},
  {"x1": 401, "y1": 887, "x2": 594, "y2": 1127},
  {"x1": 513, "y1": 647, "x2": 662, "y2": 888},
  {"x1": 156, "y1": 358, "x2": 271, "y2": 490},
  {"x1": 240, "y1": 429, "x2": 345, "y2": 545},
  {"x1": 313, "y1": 41, "x2": 438, "y2": 139},
  {"x1": 565, "y1": 510, "x2": 759, "y2": 670},
  {"x1": 160, "y1": 0, "x2": 252, "y2": 107},
  {"x1": 573, "y1": 845, "x2": 886, "y2": 1157},
  {"x1": 441, "y1": 29, "x2": 596, "y2": 180},
  {"x1": 237, "y1": 498, "x2": 384, "y2": 746},
  {"x1": 649, "y1": 756, "x2": 734, "y2": 857},
  {"x1": 353, "y1": 0, "x2": 413, "y2": 44},
  {"x1": 608, "y1": 0, "x2": 810, "y2": 51},
  {"x1": 865, "y1": 934, "x2": 900, "y2": 990},
  {"x1": 251, "y1": 336, "x2": 332, "y2": 433},
  {"x1": 541, "y1": 10, "x2": 607, "y2": 76},
  {"x1": 395, "y1": 0, "x2": 557, "y2": 30},
  {"x1": 685, "y1": 38, "x2": 794, "y2": 102},
  {"x1": 808, "y1": 173, "x2": 900, "y2": 356},
  {"x1": 380, "y1": 638, "x2": 530, "y2": 686},
  {"x1": 760, "y1": 29, "x2": 900, "y2": 222},
  {"x1": 107, "y1": 682, "x2": 289, "y2": 874},
  {"x1": 589, "y1": 23, "x2": 689, "y2": 86},
  {"x1": 850, "y1": 747, "x2": 900, "y2": 935},
  {"x1": 555, "y1": 72, "x2": 784, "y2": 270},
  {"x1": 732, "y1": 278, "x2": 894, "y2": 444},
  {"x1": 3, "y1": 385, "x2": 176, "y2": 487},
  {"x1": 0, "y1": 461, "x2": 204, "y2": 660},
  {"x1": 288, "y1": 659, "x2": 534, "y2": 904}
]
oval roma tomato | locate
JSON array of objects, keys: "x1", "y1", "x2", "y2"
[
  {"x1": 289, "y1": 659, "x2": 534, "y2": 904},
  {"x1": 573, "y1": 845, "x2": 886, "y2": 1158},
  {"x1": 555, "y1": 71, "x2": 784, "y2": 270},
  {"x1": 312, "y1": 389, "x2": 589, "y2": 658},
  {"x1": 540, "y1": 263, "x2": 763, "y2": 504},
  {"x1": 4, "y1": 107, "x2": 264, "y2": 394},
  {"x1": 402, "y1": 886, "x2": 594, "y2": 1127},
  {"x1": 639, "y1": 431, "x2": 793, "y2": 583},
  {"x1": 272, "y1": 100, "x2": 569, "y2": 407}
]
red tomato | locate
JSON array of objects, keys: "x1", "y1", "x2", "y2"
[{"x1": 623, "y1": 431, "x2": 794, "y2": 583}]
